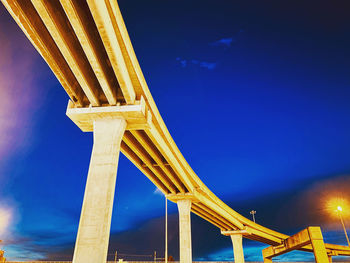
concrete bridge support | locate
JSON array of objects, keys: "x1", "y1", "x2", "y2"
[
  {"x1": 262, "y1": 227, "x2": 331, "y2": 263},
  {"x1": 309, "y1": 229, "x2": 330, "y2": 263},
  {"x1": 177, "y1": 199, "x2": 192, "y2": 263},
  {"x1": 263, "y1": 258, "x2": 272, "y2": 263},
  {"x1": 72, "y1": 118, "x2": 126, "y2": 263},
  {"x1": 230, "y1": 234, "x2": 245, "y2": 263}
]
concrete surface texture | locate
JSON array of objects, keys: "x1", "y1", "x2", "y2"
[
  {"x1": 73, "y1": 119, "x2": 126, "y2": 263},
  {"x1": 1, "y1": 0, "x2": 350, "y2": 263}
]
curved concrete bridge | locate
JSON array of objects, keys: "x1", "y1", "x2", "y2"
[{"x1": 1, "y1": 1, "x2": 349, "y2": 263}]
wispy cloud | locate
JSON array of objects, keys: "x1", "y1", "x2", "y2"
[
  {"x1": 199, "y1": 61, "x2": 217, "y2": 70},
  {"x1": 210, "y1": 37, "x2": 235, "y2": 47},
  {"x1": 3, "y1": 235, "x2": 48, "y2": 261},
  {"x1": 209, "y1": 30, "x2": 244, "y2": 48},
  {"x1": 175, "y1": 30, "x2": 246, "y2": 69},
  {"x1": 0, "y1": 26, "x2": 40, "y2": 165},
  {"x1": 2, "y1": 210, "x2": 77, "y2": 261},
  {"x1": 176, "y1": 58, "x2": 217, "y2": 70},
  {"x1": 0, "y1": 19, "x2": 50, "y2": 261},
  {"x1": 176, "y1": 57, "x2": 187, "y2": 67},
  {"x1": 153, "y1": 188, "x2": 163, "y2": 195}
]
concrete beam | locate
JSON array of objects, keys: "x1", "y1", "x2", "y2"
[
  {"x1": 221, "y1": 229, "x2": 250, "y2": 236},
  {"x1": 31, "y1": 0, "x2": 101, "y2": 106},
  {"x1": 262, "y1": 227, "x2": 330, "y2": 263},
  {"x1": 72, "y1": 118, "x2": 126, "y2": 263},
  {"x1": 262, "y1": 228, "x2": 311, "y2": 259},
  {"x1": 86, "y1": 0, "x2": 136, "y2": 104},
  {"x1": 167, "y1": 193, "x2": 197, "y2": 203}
]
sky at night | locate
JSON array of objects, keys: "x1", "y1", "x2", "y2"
[{"x1": 1, "y1": 0, "x2": 350, "y2": 261}]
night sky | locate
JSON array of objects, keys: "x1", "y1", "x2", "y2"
[{"x1": 1, "y1": 0, "x2": 350, "y2": 262}]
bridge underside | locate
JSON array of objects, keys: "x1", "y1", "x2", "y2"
[{"x1": 1, "y1": 1, "x2": 350, "y2": 263}]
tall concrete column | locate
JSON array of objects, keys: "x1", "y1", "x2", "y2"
[
  {"x1": 177, "y1": 199, "x2": 192, "y2": 263},
  {"x1": 73, "y1": 118, "x2": 127, "y2": 263},
  {"x1": 230, "y1": 234, "x2": 245, "y2": 263},
  {"x1": 309, "y1": 227, "x2": 329, "y2": 263}
]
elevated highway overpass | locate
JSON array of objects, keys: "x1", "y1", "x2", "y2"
[{"x1": 1, "y1": 1, "x2": 349, "y2": 263}]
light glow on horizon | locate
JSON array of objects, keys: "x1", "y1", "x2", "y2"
[{"x1": 0, "y1": 206, "x2": 12, "y2": 236}]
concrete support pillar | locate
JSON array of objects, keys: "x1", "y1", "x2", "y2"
[
  {"x1": 309, "y1": 228, "x2": 329, "y2": 263},
  {"x1": 177, "y1": 199, "x2": 192, "y2": 263},
  {"x1": 311, "y1": 239, "x2": 329, "y2": 263},
  {"x1": 230, "y1": 234, "x2": 245, "y2": 263},
  {"x1": 73, "y1": 118, "x2": 127, "y2": 263}
]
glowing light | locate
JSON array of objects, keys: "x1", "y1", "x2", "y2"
[
  {"x1": 0, "y1": 206, "x2": 12, "y2": 236},
  {"x1": 325, "y1": 197, "x2": 350, "y2": 218}
]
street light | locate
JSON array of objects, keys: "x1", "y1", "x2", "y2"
[
  {"x1": 250, "y1": 210, "x2": 256, "y2": 223},
  {"x1": 336, "y1": 206, "x2": 350, "y2": 247}
]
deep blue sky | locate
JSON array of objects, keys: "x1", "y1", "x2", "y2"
[{"x1": 0, "y1": 0, "x2": 350, "y2": 261}]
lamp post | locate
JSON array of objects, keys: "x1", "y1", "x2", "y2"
[
  {"x1": 336, "y1": 206, "x2": 350, "y2": 247},
  {"x1": 250, "y1": 210, "x2": 256, "y2": 223},
  {"x1": 165, "y1": 195, "x2": 168, "y2": 263}
]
